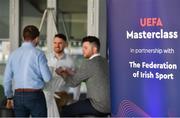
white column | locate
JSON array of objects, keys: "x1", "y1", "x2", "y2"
[
  {"x1": 47, "y1": 0, "x2": 57, "y2": 54},
  {"x1": 9, "y1": 0, "x2": 20, "y2": 52},
  {"x1": 87, "y1": 0, "x2": 107, "y2": 58},
  {"x1": 87, "y1": 0, "x2": 99, "y2": 36}
]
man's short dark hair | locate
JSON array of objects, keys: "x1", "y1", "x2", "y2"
[
  {"x1": 54, "y1": 33, "x2": 67, "y2": 42},
  {"x1": 23, "y1": 25, "x2": 39, "y2": 41},
  {"x1": 82, "y1": 36, "x2": 100, "y2": 52}
]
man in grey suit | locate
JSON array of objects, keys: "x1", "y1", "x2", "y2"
[{"x1": 56, "y1": 36, "x2": 110, "y2": 117}]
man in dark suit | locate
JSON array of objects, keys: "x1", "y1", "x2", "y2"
[{"x1": 56, "y1": 36, "x2": 110, "y2": 117}]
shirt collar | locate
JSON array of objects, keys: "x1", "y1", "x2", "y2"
[
  {"x1": 53, "y1": 52, "x2": 66, "y2": 60},
  {"x1": 89, "y1": 53, "x2": 100, "y2": 60},
  {"x1": 22, "y1": 42, "x2": 34, "y2": 47}
]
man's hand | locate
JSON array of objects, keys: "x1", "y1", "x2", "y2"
[
  {"x1": 56, "y1": 67, "x2": 76, "y2": 78},
  {"x1": 6, "y1": 99, "x2": 14, "y2": 109},
  {"x1": 55, "y1": 67, "x2": 69, "y2": 78},
  {"x1": 54, "y1": 91, "x2": 73, "y2": 107},
  {"x1": 60, "y1": 71, "x2": 69, "y2": 78}
]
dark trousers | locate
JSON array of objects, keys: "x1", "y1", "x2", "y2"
[
  {"x1": 14, "y1": 91, "x2": 47, "y2": 117},
  {"x1": 61, "y1": 99, "x2": 109, "y2": 117}
]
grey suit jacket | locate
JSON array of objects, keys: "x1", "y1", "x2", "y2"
[{"x1": 64, "y1": 55, "x2": 110, "y2": 113}]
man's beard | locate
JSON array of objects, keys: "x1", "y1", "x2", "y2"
[{"x1": 54, "y1": 48, "x2": 63, "y2": 54}]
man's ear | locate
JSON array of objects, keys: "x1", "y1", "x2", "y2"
[{"x1": 93, "y1": 46, "x2": 98, "y2": 54}]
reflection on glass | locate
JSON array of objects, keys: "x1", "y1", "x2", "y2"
[
  {"x1": 0, "y1": 41, "x2": 10, "y2": 62},
  {"x1": 0, "y1": 40, "x2": 11, "y2": 85}
]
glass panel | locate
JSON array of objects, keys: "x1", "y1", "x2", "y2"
[
  {"x1": 0, "y1": 0, "x2": 9, "y2": 39},
  {"x1": 57, "y1": 0, "x2": 87, "y2": 94},
  {"x1": 0, "y1": 40, "x2": 10, "y2": 87},
  {"x1": 58, "y1": 0, "x2": 87, "y2": 41},
  {"x1": 57, "y1": 0, "x2": 87, "y2": 63},
  {"x1": 20, "y1": 0, "x2": 47, "y2": 51},
  {"x1": 0, "y1": 0, "x2": 10, "y2": 86}
]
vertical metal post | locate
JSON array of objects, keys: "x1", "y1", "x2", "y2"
[
  {"x1": 9, "y1": 0, "x2": 20, "y2": 52},
  {"x1": 47, "y1": 0, "x2": 57, "y2": 54},
  {"x1": 87, "y1": 0, "x2": 107, "y2": 58},
  {"x1": 87, "y1": 0, "x2": 99, "y2": 36},
  {"x1": 98, "y1": 0, "x2": 107, "y2": 58}
]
